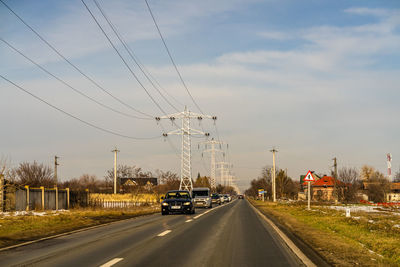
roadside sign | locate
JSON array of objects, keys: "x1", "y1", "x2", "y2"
[{"x1": 304, "y1": 170, "x2": 315, "y2": 182}]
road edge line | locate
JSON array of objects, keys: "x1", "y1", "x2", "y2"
[{"x1": 249, "y1": 201, "x2": 317, "y2": 267}]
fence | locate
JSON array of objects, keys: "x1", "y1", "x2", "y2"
[
  {"x1": 89, "y1": 198, "x2": 157, "y2": 209},
  {"x1": 0, "y1": 184, "x2": 90, "y2": 211}
]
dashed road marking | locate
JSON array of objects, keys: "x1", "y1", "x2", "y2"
[
  {"x1": 193, "y1": 200, "x2": 236, "y2": 220},
  {"x1": 185, "y1": 219, "x2": 193, "y2": 222},
  {"x1": 99, "y1": 258, "x2": 123, "y2": 267},
  {"x1": 157, "y1": 230, "x2": 172, "y2": 237}
]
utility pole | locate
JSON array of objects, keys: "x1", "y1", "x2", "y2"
[
  {"x1": 54, "y1": 156, "x2": 59, "y2": 187},
  {"x1": 112, "y1": 148, "x2": 120, "y2": 194},
  {"x1": 0, "y1": 174, "x2": 4, "y2": 212},
  {"x1": 332, "y1": 157, "x2": 338, "y2": 202},
  {"x1": 156, "y1": 106, "x2": 215, "y2": 192},
  {"x1": 270, "y1": 148, "x2": 278, "y2": 202},
  {"x1": 201, "y1": 138, "x2": 223, "y2": 189}
]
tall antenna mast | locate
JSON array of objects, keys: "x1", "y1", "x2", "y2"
[{"x1": 156, "y1": 106, "x2": 216, "y2": 191}]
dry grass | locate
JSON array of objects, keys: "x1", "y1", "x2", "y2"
[
  {"x1": 250, "y1": 200, "x2": 400, "y2": 266},
  {"x1": 0, "y1": 206, "x2": 158, "y2": 248},
  {"x1": 90, "y1": 193, "x2": 158, "y2": 202}
]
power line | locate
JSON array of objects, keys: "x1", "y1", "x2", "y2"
[
  {"x1": 144, "y1": 0, "x2": 204, "y2": 114},
  {"x1": 81, "y1": 0, "x2": 168, "y2": 116},
  {"x1": 0, "y1": 0, "x2": 153, "y2": 118},
  {"x1": 0, "y1": 74, "x2": 161, "y2": 140},
  {"x1": 93, "y1": 0, "x2": 180, "y2": 113},
  {"x1": 0, "y1": 37, "x2": 151, "y2": 120}
]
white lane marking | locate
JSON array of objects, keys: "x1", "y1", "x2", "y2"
[
  {"x1": 99, "y1": 258, "x2": 123, "y2": 267},
  {"x1": 157, "y1": 230, "x2": 172, "y2": 236},
  {"x1": 193, "y1": 199, "x2": 236, "y2": 219},
  {"x1": 185, "y1": 219, "x2": 193, "y2": 222}
]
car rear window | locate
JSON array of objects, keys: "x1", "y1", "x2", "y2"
[{"x1": 166, "y1": 192, "x2": 190, "y2": 199}]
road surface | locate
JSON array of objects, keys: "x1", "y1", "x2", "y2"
[{"x1": 0, "y1": 199, "x2": 306, "y2": 267}]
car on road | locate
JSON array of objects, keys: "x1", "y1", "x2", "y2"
[
  {"x1": 211, "y1": 193, "x2": 221, "y2": 205},
  {"x1": 192, "y1": 187, "x2": 212, "y2": 208},
  {"x1": 161, "y1": 190, "x2": 195, "y2": 215},
  {"x1": 238, "y1": 194, "x2": 244, "y2": 199},
  {"x1": 222, "y1": 194, "x2": 230, "y2": 203},
  {"x1": 219, "y1": 194, "x2": 225, "y2": 204}
]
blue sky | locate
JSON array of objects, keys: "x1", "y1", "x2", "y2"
[{"x1": 1, "y1": 0, "x2": 400, "y2": 191}]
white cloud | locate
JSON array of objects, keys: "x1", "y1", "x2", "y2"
[{"x1": 258, "y1": 30, "x2": 292, "y2": 40}]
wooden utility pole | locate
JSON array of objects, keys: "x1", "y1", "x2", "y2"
[
  {"x1": 0, "y1": 174, "x2": 4, "y2": 212},
  {"x1": 333, "y1": 157, "x2": 338, "y2": 202},
  {"x1": 54, "y1": 156, "x2": 59, "y2": 187},
  {"x1": 270, "y1": 148, "x2": 278, "y2": 202},
  {"x1": 112, "y1": 148, "x2": 120, "y2": 194}
]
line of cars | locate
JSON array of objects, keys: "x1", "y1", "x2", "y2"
[{"x1": 160, "y1": 187, "x2": 235, "y2": 215}]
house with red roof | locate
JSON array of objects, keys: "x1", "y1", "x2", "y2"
[{"x1": 302, "y1": 175, "x2": 344, "y2": 201}]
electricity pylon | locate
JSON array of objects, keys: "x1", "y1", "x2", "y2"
[
  {"x1": 217, "y1": 161, "x2": 231, "y2": 186},
  {"x1": 156, "y1": 106, "x2": 216, "y2": 191},
  {"x1": 200, "y1": 138, "x2": 223, "y2": 189}
]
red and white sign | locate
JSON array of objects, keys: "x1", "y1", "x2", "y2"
[{"x1": 304, "y1": 170, "x2": 315, "y2": 182}]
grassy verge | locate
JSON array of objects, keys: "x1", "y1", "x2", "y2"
[
  {"x1": 0, "y1": 206, "x2": 158, "y2": 248},
  {"x1": 250, "y1": 199, "x2": 400, "y2": 266}
]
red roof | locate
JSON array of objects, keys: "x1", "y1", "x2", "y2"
[{"x1": 302, "y1": 176, "x2": 344, "y2": 187}]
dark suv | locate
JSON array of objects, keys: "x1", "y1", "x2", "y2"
[{"x1": 161, "y1": 190, "x2": 195, "y2": 215}]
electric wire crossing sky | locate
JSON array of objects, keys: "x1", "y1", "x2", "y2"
[{"x1": 0, "y1": 0, "x2": 238, "y2": 192}]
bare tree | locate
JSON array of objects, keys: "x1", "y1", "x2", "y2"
[
  {"x1": 10, "y1": 161, "x2": 54, "y2": 187},
  {"x1": 338, "y1": 167, "x2": 360, "y2": 203},
  {"x1": 367, "y1": 171, "x2": 390, "y2": 203},
  {"x1": 360, "y1": 165, "x2": 375, "y2": 181}
]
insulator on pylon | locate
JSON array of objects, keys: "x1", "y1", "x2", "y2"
[
  {"x1": 201, "y1": 153, "x2": 203, "y2": 158},
  {"x1": 205, "y1": 133, "x2": 210, "y2": 136},
  {"x1": 155, "y1": 117, "x2": 161, "y2": 121},
  {"x1": 212, "y1": 116, "x2": 217, "y2": 120},
  {"x1": 198, "y1": 144, "x2": 200, "y2": 150},
  {"x1": 163, "y1": 133, "x2": 168, "y2": 137},
  {"x1": 223, "y1": 152, "x2": 225, "y2": 157},
  {"x1": 197, "y1": 116, "x2": 203, "y2": 120},
  {"x1": 170, "y1": 117, "x2": 175, "y2": 121}
]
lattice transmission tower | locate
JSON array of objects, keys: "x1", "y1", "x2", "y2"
[
  {"x1": 156, "y1": 106, "x2": 216, "y2": 191},
  {"x1": 200, "y1": 138, "x2": 224, "y2": 189}
]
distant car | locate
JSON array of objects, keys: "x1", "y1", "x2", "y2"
[
  {"x1": 219, "y1": 194, "x2": 226, "y2": 204},
  {"x1": 222, "y1": 194, "x2": 230, "y2": 203},
  {"x1": 211, "y1": 193, "x2": 221, "y2": 205},
  {"x1": 238, "y1": 195, "x2": 244, "y2": 199},
  {"x1": 161, "y1": 190, "x2": 195, "y2": 215},
  {"x1": 192, "y1": 187, "x2": 212, "y2": 208}
]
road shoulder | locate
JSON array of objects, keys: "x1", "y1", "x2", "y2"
[{"x1": 248, "y1": 199, "x2": 330, "y2": 267}]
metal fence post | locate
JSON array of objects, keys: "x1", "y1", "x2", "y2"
[
  {"x1": 25, "y1": 185, "x2": 29, "y2": 211},
  {"x1": 40, "y1": 186, "x2": 45, "y2": 210},
  {"x1": 55, "y1": 186, "x2": 58, "y2": 211},
  {"x1": 86, "y1": 188, "x2": 89, "y2": 207},
  {"x1": 66, "y1": 188, "x2": 70, "y2": 209},
  {"x1": 0, "y1": 174, "x2": 4, "y2": 212}
]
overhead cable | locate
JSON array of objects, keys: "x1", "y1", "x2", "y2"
[
  {"x1": 0, "y1": 0, "x2": 153, "y2": 118},
  {"x1": 81, "y1": 0, "x2": 168, "y2": 116},
  {"x1": 93, "y1": 0, "x2": 180, "y2": 113},
  {"x1": 0, "y1": 74, "x2": 161, "y2": 140},
  {"x1": 0, "y1": 37, "x2": 151, "y2": 120},
  {"x1": 144, "y1": 0, "x2": 204, "y2": 114}
]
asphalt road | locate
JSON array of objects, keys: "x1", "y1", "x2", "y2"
[{"x1": 0, "y1": 199, "x2": 305, "y2": 267}]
